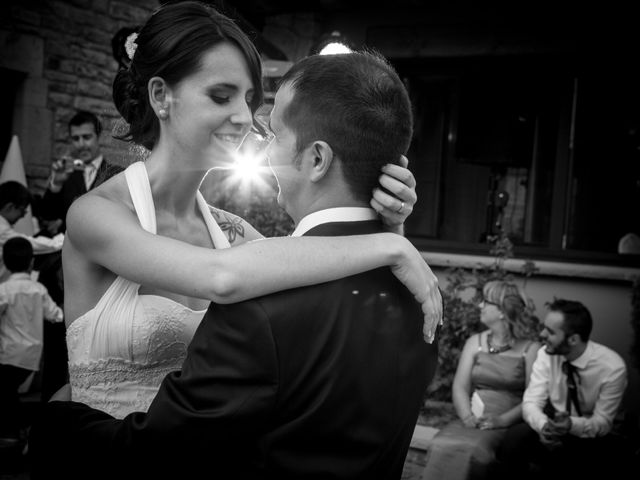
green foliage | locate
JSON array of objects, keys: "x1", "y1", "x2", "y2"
[{"x1": 427, "y1": 231, "x2": 537, "y2": 401}]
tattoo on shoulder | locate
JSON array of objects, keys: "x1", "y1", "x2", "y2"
[{"x1": 212, "y1": 209, "x2": 245, "y2": 243}]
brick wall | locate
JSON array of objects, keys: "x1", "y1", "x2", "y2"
[{"x1": 1, "y1": 0, "x2": 158, "y2": 192}]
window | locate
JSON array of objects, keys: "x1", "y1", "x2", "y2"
[
  {"x1": 566, "y1": 67, "x2": 640, "y2": 255},
  {"x1": 396, "y1": 56, "x2": 640, "y2": 266}
]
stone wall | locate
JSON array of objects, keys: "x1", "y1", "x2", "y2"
[{"x1": 0, "y1": 0, "x2": 157, "y2": 192}]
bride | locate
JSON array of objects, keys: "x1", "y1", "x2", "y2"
[{"x1": 60, "y1": 1, "x2": 441, "y2": 419}]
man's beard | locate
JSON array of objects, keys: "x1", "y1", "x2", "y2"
[{"x1": 546, "y1": 336, "x2": 571, "y2": 356}]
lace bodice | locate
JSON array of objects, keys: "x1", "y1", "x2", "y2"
[
  {"x1": 67, "y1": 162, "x2": 230, "y2": 419},
  {"x1": 67, "y1": 296, "x2": 204, "y2": 417}
]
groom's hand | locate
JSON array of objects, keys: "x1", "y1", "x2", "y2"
[{"x1": 372, "y1": 155, "x2": 417, "y2": 235}]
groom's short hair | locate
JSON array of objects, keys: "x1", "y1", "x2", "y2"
[{"x1": 279, "y1": 50, "x2": 413, "y2": 201}]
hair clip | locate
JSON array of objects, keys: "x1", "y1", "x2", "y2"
[{"x1": 125, "y1": 32, "x2": 139, "y2": 60}]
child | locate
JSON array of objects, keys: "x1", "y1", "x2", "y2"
[
  {"x1": 0, "y1": 180, "x2": 64, "y2": 283},
  {"x1": 0, "y1": 237, "x2": 63, "y2": 444}
]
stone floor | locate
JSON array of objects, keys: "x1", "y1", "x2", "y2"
[
  {"x1": 401, "y1": 425, "x2": 439, "y2": 480},
  {"x1": 401, "y1": 401, "x2": 458, "y2": 480}
]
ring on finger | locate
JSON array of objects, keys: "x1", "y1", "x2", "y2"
[{"x1": 395, "y1": 201, "x2": 405, "y2": 214}]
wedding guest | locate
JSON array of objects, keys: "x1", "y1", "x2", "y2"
[
  {"x1": 29, "y1": 196, "x2": 67, "y2": 401},
  {"x1": 0, "y1": 237, "x2": 63, "y2": 445},
  {"x1": 421, "y1": 280, "x2": 540, "y2": 480},
  {"x1": 2, "y1": 182, "x2": 66, "y2": 401},
  {"x1": 40, "y1": 110, "x2": 123, "y2": 234},
  {"x1": 31, "y1": 48, "x2": 439, "y2": 480},
  {"x1": 27, "y1": 1, "x2": 441, "y2": 422},
  {"x1": 0, "y1": 181, "x2": 63, "y2": 283},
  {"x1": 497, "y1": 299, "x2": 630, "y2": 479}
]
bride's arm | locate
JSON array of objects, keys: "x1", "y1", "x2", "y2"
[{"x1": 67, "y1": 194, "x2": 441, "y2": 341}]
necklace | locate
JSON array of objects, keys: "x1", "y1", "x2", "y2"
[{"x1": 487, "y1": 332, "x2": 512, "y2": 354}]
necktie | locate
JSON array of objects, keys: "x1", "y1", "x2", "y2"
[
  {"x1": 562, "y1": 361, "x2": 582, "y2": 416},
  {"x1": 84, "y1": 163, "x2": 96, "y2": 190}
]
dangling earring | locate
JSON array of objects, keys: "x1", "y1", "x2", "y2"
[{"x1": 158, "y1": 108, "x2": 168, "y2": 120}]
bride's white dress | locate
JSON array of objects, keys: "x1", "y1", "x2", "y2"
[{"x1": 66, "y1": 161, "x2": 230, "y2": 419}]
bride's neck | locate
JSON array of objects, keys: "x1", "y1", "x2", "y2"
[{"x1": 145, "y1": 151, "x2": 207, "y2": 215}]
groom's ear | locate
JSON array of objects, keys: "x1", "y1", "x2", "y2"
[{"x1": 308, "y1": 141, "x2": 334, "y2": 182}]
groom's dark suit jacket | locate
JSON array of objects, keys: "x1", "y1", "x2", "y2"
[{"x1": 30, "y1": 220, "x2": 438, "y2": 480}]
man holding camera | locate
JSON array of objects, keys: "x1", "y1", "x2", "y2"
[
  {"x1": 33, "y1": 111, "x2": 121, "y2": 400},
  {"x1": 41, "y1": 110, "x2": 122, "y2": 234}
]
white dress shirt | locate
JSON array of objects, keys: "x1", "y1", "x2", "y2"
[
  {"x1": 523, "y1": 342, "x2": 627, "y2": 438},
  {"x1": 291, "y1": 207, "x2": 379, "y2": 237},
  {"x1": 0, "y1": 272, "x2": 63, "y2": 371},
  {"x1": 83, "y1": 154, "x2": 103, "y2": 190},
  {"x1": 0, "y1": 216, "x2": 64, "y2": 282}
]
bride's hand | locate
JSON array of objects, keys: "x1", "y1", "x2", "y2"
[
  {"x1": 391, "y1": 237, "x2": 443, "y2": 343},
  {"x1": 371, "y1": 155, "x2": 417, "y2": 234}
]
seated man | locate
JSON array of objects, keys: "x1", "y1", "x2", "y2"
[{"x1": 497, "y1": 299, "x2": 631, "y2": 479}]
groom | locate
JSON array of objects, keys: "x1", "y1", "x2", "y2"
[{"x1": 29, "y1": 51, "x2": 439, "y2": 479}]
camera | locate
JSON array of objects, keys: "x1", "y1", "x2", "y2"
[{"x1": 62, "y1": 157, "x2": 86, "y2": 170}]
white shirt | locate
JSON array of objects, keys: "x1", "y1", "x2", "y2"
[
  {"x1": 523, "y1": 342, "x2": 627, "y2": 438},
  {"x1": 291, "y1": 207, "x2": 379, "y2": 237},
  {"x1": 83, "y1": 154, "x2": 103, "y2": 190},
  {"x1": 0, "y1": 272, "x2": 63, "y2": 370},
  {"x1": 0, "y1": 216, "x2": 64, "y2": 282}
]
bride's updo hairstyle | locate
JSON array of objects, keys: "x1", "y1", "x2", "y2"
[{"x1": 113, "y1": 1, "x2": 264, "y2": 150}]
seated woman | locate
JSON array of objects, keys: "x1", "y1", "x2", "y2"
[{"x1": 421, "y1": 280, "x2": 541, "y2": 480}]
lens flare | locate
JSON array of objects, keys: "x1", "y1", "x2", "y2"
[
  {"x1": 230, "y1": 150, "x2": 267, "y2": 184},
  {"x1": 213, "y1": 129, "x2": 275, "y2": 195}
]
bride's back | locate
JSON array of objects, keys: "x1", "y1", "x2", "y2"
[{"x1": 62, "y1": 171, "x2": 131, "y2": 326}]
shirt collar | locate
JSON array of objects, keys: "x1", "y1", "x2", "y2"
[
  {"x1": 9, "y1": 272, "x2": 31, "y2": 281},
  {"x1": 567, "y1": 341, "x2": 594, "y2": 370},
  {"x1": 88, "y1": 155, "x2": 103, "y2": 170},
  {"x1": 291, "y1": 207, "x2": 378, "y2": 237}
]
